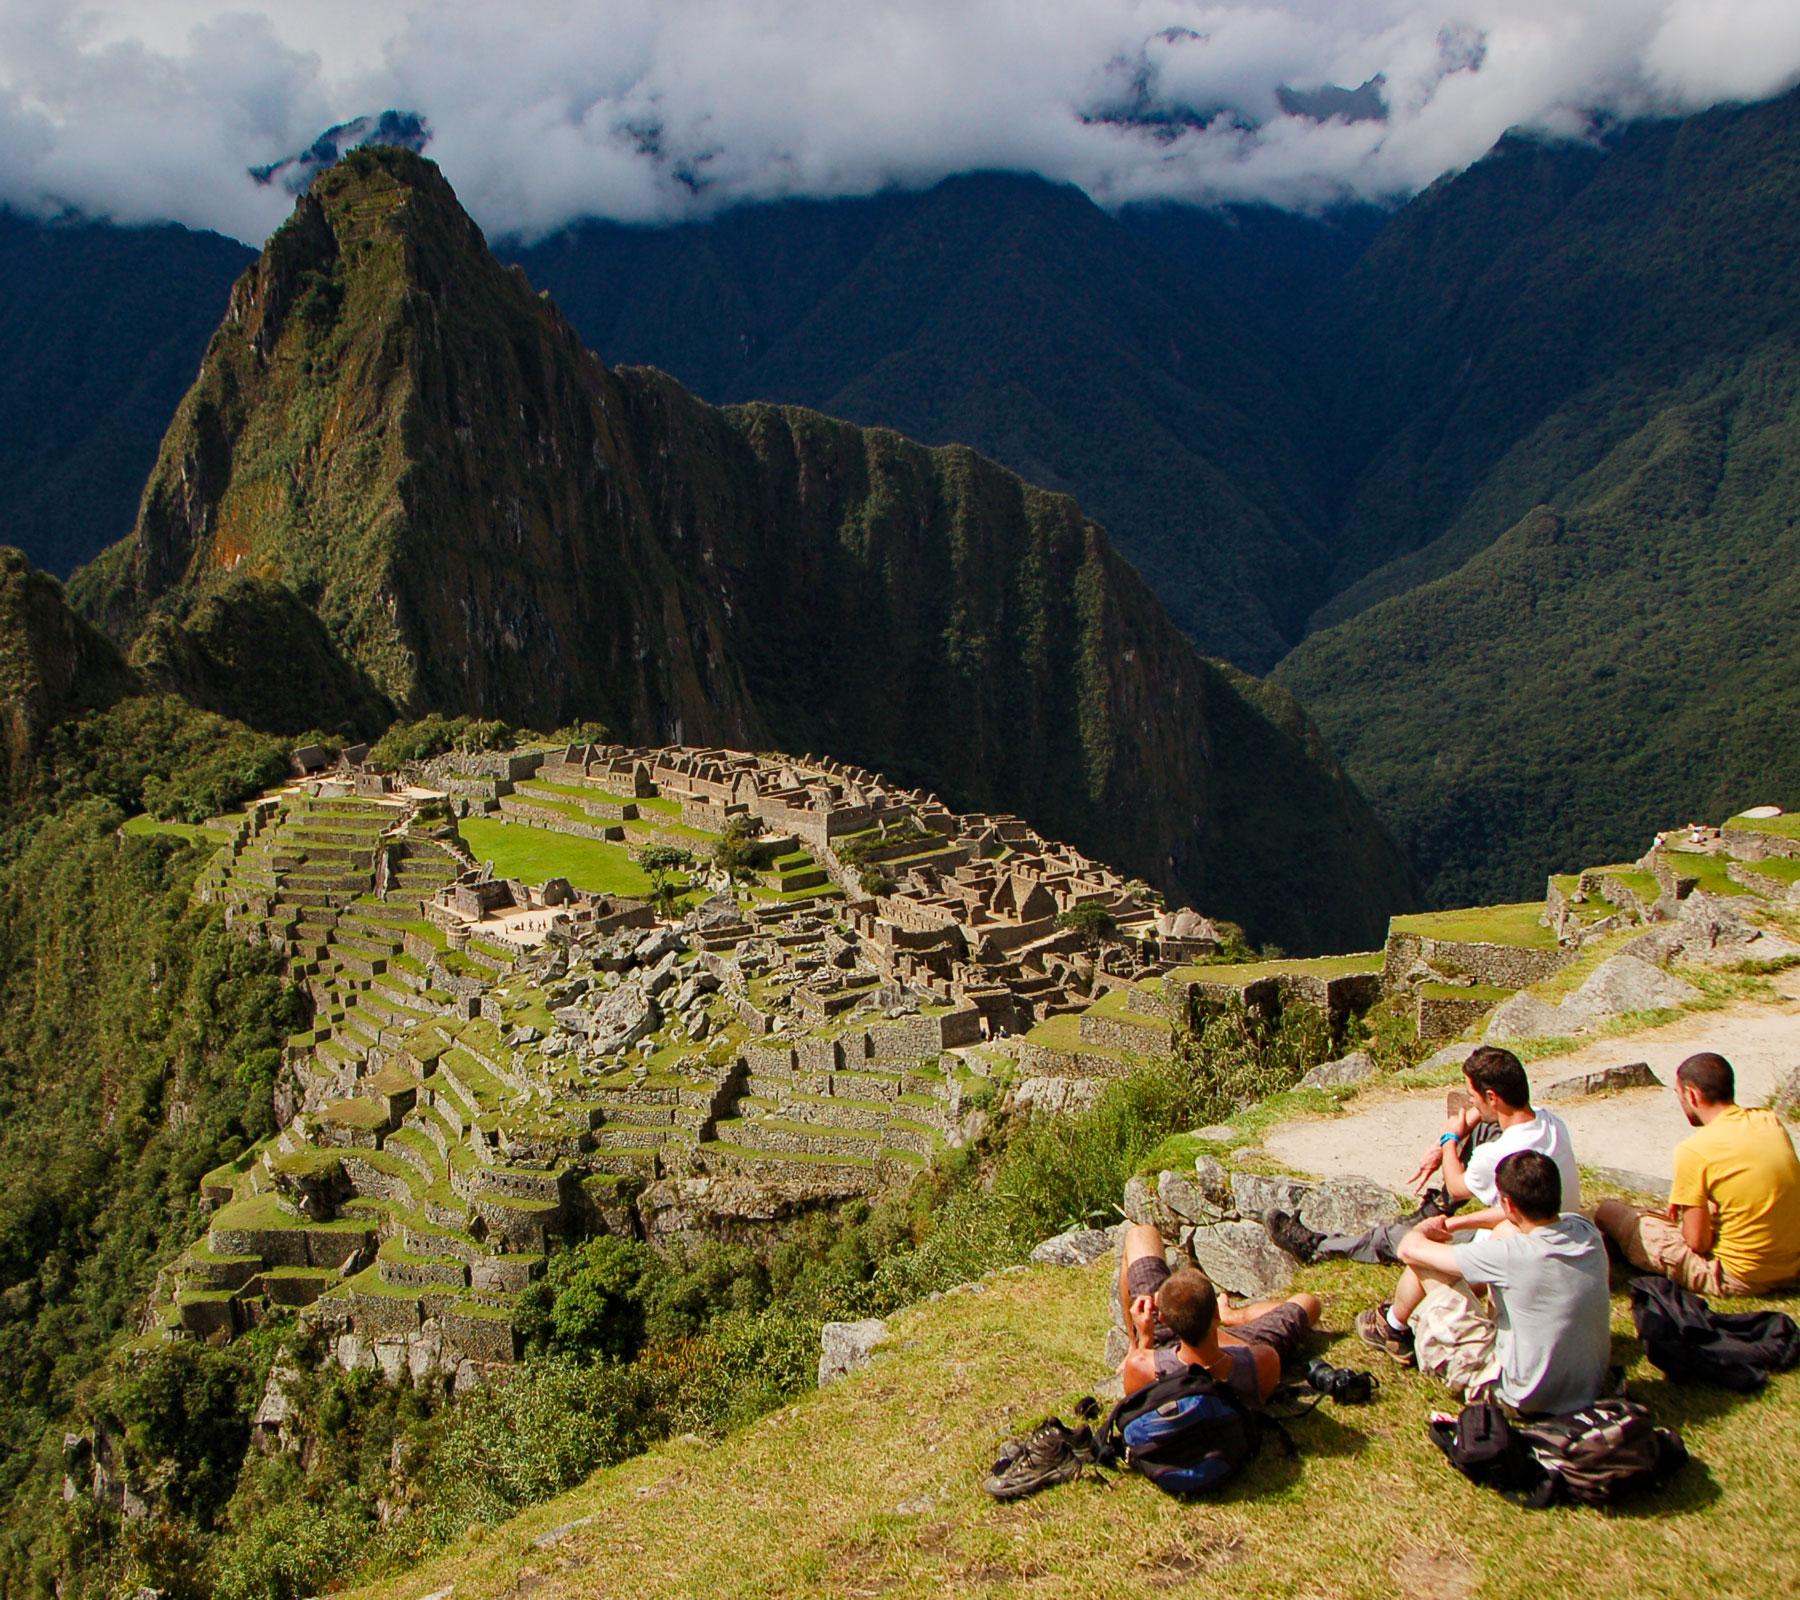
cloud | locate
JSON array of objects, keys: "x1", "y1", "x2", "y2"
[{"x1": 1, "y1": 0, "x2": 1797, "y2": 242}]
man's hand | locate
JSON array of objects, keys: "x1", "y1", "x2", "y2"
[
  {"x1": 1128, "y1": 1293, "x2": 1158, "y2": 1348},
  {"x1": 1408, "y1": 1145, "x2": 1446, "y2": 1195},
  {"x1": 1416, "y1": 1214, "x2": 1454, "y2": 1244}
]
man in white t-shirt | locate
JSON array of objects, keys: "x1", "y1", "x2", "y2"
[
  {"x1": 1361, "y1": 1150, "x2": 1612, "y2": 1415},
  {"x1": 1270, "y1": 1045, "x2": 1580, "y2": 1266}
]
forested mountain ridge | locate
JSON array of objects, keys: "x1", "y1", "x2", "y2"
[
  {"x1": 1276, "y1": 88, "x2": 1800, "y2": 900},
  {"x1": 0, "y1": 211, "x2": 252, "y2": 578},
  {"x1": 69, "y1": 148, "x2": 1413, "y2": 954}
]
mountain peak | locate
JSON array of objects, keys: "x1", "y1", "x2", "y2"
[{"x1": 69, "y1": 158, "x2": 1413, "y2": 950}]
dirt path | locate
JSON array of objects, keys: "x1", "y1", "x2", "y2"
[{"x1": 1263, "y1": 970, "x2": 1800, "y2": 1196}]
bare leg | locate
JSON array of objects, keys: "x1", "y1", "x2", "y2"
[
  {"x1": 1220, "y1": 1291, "x2": 1323, "y2": 1328},
  {"x1": 1391, "y1": 1260, "x2": 1463, "y2": 1327},
  {"x1": 1117, "y1": 1222, "x2": 1166, "y2": 1312}
]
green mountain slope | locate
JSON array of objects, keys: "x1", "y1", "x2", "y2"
[
  {"x1": 509, "y1": 175, "x2": 1371, "y2": 669},
  {"x1": 1314, "y1": 89, "x2": 1800, "y2": 620},
  {"x1": 70, "y1": 149, "x2": 1413, "y2": 952},
  {"x1": 1279, "y1": 337, "x2": 1800, "y2": 905},
  {"x1": 0, "y1": 211, "x2": 252, "y2": 577}
]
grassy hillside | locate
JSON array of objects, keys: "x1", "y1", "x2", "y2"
[
  {"x1": 1279, "y1": 336, "x2": 1800, "y2": 906},
  {"x1": 341, "y1": 1255, "x2": 1800, "y2": 1600}
]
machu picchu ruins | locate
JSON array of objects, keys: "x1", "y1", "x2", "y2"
[{"x1": 158, "y1": 736, "x2": 1800, "y2": 1391}]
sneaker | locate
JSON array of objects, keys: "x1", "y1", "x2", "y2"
[
  {"x1": 1264, "y1": 1207, "x2": 1324, "y2": 1263},
  {"x1": 982, "y1": 1419, "x2": 1090, "y2": 1500},
  {"x1": 1356, "y1": 1304, "x2": 1417, "y2": 1367}
]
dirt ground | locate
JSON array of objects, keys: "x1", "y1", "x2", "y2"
[{"x1": 1263, "y1": 969, "x2": 1800, "y2": 1195}]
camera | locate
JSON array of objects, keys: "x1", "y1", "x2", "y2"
[{"x1": 1304, "y1": 1358, "x2": 1377, "y2": 1404}]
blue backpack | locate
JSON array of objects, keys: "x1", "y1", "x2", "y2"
[{"x1": 1094, "y1": 1364, "x2": 1286, "y2": 1497}]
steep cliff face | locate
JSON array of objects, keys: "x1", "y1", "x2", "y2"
[
  {"x1": 0, "y1": 546, "x2": 136, "y2": 803},
  {"x1": 73, "y1": 149, "x2": 1412, "y2": 950}
]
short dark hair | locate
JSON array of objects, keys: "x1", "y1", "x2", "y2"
[
  {"x1": 1463, "y1": 1045, "x2": 1531, "y2": 1111},
  {"x1": 1495, "y1": 1150, "x2": 1562, "y2": 1222},
  {"x1": 1157, "y1": 1267, "x2": 1219, "y2": 1343},
  {"x1": 1676, "y1": 1052, "x2": 1735, "y2": 1105}
]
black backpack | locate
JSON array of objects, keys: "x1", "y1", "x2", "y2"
[
  {"x1": 1629, "y1": 1276, "x2": 1800, "y2": 1391},
  {"x1": 1093, "y1": 1365, "x2": 1289, "y2": 1498},
  {"x1": 1430, "y1": 1397, "x2": 1687, "y2": 1508}
]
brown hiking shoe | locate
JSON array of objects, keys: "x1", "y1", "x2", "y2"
[{"x1": 1356, "y1": 1305, "x2": 1417, "y2": 1366}]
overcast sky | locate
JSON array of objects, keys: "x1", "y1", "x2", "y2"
[{"x1": 2, "y1": 0, "x2": 1798, "y2": 241}]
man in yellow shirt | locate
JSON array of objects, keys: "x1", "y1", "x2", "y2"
[{"x1": 1596, "y1": 1052, "x2": 1800, "y2": 1296}]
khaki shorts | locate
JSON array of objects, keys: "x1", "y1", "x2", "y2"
[
  {"x1": 1411, "y1": 1280, "x2": 1502, "y2": 1402},
  {"x1": 1594, "y1": 1200, "x2": 1757, "y2": 1298}
]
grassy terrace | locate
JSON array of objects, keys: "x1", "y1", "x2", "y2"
[
  {"x1": 121, "y1": 814, "x2": 234, "y2": 848},
  {"x1": 344, "y1": 1256, "x2": 1800, "y2": 1600},
  {"x1": 1170, "y1": 951, "x2": 1383, "y2": 984},
  {"x1": 1019, "y1": 1012, "x2": 1137, "y2": 1061},
  {"x1": 1662, "y1": 848, "x2": 1763, "y2": 898},
  {"x1": 1726, "y1": 812, "x2": 1800, "y2": 838},
  {"x1": 457, "y1": 817, "x2": 660, "y2": 897},
  {"x1": 1389, "y1": 901, "x2": 1556, "y2": 949}
]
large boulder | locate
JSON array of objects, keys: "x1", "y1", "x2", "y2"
[
  {"x1": 818, "y1": 1319, "x2": 889, "y2": 1386},
  {"x1": 1296, "y1": 1177, "x2": 1402, "y2": 1238},
  {"x1": 1158, "y1": 1170, "x2": 1226, "y2": 1226},
  {"x1": 1185, "y1": 1220, "x2": 1298, "y2": 1299},
  {"x1": 1484, "y1": 992, "x2": 1568, "y2": 1043},
  {"x1": 1229, "y1": 1173, "x2": 1311, "y2": 1220},
  {"x1": 1298, "y1": 1050, "x2": 1379, "y2": 1091},
  {"x1": 1541, "y1": 1061, "x2": 1660, "y2": 1102},
  {"x1": 1625, "y1": 894, "x2": 1800, "y2": 969},
  {"x1": 1562, "y1": 955, "x2": 1699, "y2": 1022},
  {"x1": 1029, "y1": 1227, "x2": 1116, "y2": 1268}
]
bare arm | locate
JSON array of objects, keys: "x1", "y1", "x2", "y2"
[
  {"x1": 1396, "y1": 1223, "x2": 1463, "y2": 1280},
  {"x1": 1676, "y1": 1203, "x2": 1713, "y2": 1257},
  {"x1": 1119, "y1": 1294, "x2": 1161, "y2": 1396},
  {"x1": 1446, "y1": 1204, "x2": 1505, "y2": 1233}
]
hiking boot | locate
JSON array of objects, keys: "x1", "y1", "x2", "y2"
[
  {"x1": 1356, "y1": 1305, "x2": 1417, "y2": 1367},
  {"x1": 982, "y1": 1419, "x2": 1089, "y2": 1500},
  {"x1": 1264, "y1": 1208, "x2": 1324, "y2": 1263},
  {"x1": 1408, "y1": 1188, "x2": 1459, "y2": 1224}
]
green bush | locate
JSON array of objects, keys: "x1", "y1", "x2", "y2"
[{"x1": 366, "y1": 715, "x2": 513, "y2": 768}]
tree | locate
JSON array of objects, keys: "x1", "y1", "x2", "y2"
[
  {"x1": 636, "y1": 844, "x2": 695, "y2": 915},
  {"x1": 1054, "y1": 903, "x2": 1117, "y2": 952},
  {"x1": 711, "y1": 815, "x2": 763, "y2": 883}
]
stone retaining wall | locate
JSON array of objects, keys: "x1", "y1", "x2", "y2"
[
  {"x1": 1417, "y1": 991, "x2": 1500, "y2": 1042},
  {"x1": 1383, "y1": 934, "x2": 1569, "y2": 991}
]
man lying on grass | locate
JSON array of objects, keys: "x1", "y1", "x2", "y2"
[
  {"x1": 1267, "y1": 1045, "x2": 1581, "y2": 1266},
  {"x1": 1116, "y1": 1221, "x2": 1322, "y2": 1402},
  {"x1": 1596, "y1": 1051, "x2": 1800, "y2": 1297},
  {"x1": 1356, "y1": 1150, "x2": 1612, "y2": 1416}
]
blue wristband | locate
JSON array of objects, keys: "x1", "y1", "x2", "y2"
[{"x1": 1438, "y1": 1132, "x2": 1459, "y2": 1146}]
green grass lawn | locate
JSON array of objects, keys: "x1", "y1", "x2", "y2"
[
  {"x1": 1390, "y1": 902, "x2": 1558, "y2": 949},
  {"x1": 1725, "y1": 812, "x2": 1800, "y2": 839},
  {"x1": 342, "y1": 1255, "x2": 1800, "y2": 1600},
  {"x1": 1662, "y1": 849, "x2": 1759, "y2": 899},
  {"x1": 121, "y1": 814, "x2": 230, "y2": 847},
  {"x1": 458, "y1": 818, "x2": 660, "y2": 898}
]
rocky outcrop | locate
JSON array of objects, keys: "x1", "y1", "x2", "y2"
[
  {"x1": 818, "y1": 1319, "x2": 889, "y2": 1386},
  {"x1": 1487, "y1": 953, "x2": 1700, "y2": 1042}
]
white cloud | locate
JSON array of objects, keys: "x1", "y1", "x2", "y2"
[{"x1": 0, "y1": 0, "x2": 1796, "y2": 241}]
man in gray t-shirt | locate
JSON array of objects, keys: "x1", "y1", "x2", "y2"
[{"x1": 1357, "y1": 1150, "x2": 1613, "y2": 1415}]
